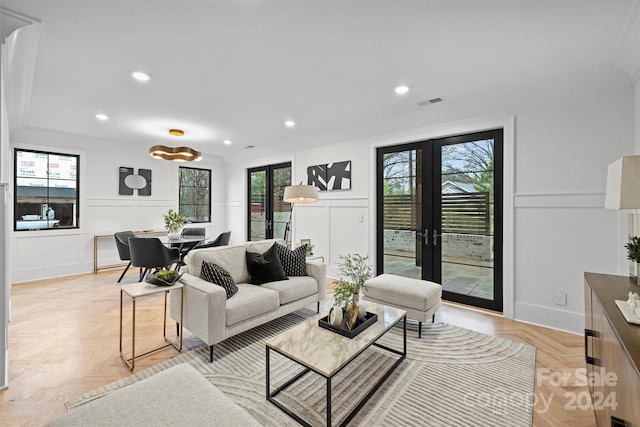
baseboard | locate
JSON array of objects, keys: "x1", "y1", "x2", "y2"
[{"x1": 514, "y1": 301, "x2": 583, "y2": 335}]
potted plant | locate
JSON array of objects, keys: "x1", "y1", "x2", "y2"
[
  {"x1": 305, "y1": 244, "x2": 315, "y2": 256},
  {"x1": 625, "y1": 235, "x2": 640, "y2": 283},
  {"x1": 163, "y1": 208, "x2": 187, "y2": 240},
  {"x1": 331, "y1": 254, "x2": 373, "y2": 327}
]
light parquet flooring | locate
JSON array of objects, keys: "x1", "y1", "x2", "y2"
[{"x1": 0, "y1": 270, "x2": 596, "y2": 426}]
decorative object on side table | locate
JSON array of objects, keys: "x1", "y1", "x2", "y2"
[
  {"x1": 146, "y1": 269, "x2": 183, "y2": 286},
  {"x1": 326, "y1": 253, "x2": 373, "y2": 334},
  {"x1": 625, "y1": 235, "x2": 640, "y2": 285},
  {"x1": 163, "y1": 208, "x2": 187, "y2": 240}
]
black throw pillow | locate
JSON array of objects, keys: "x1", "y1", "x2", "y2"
[
  {"x1": 200, "y1": 261, "x2": 238, "y2": 299},
  {"x1": 246, "y1": 243, "x2": 288, "y2": 285},
  {"x1": 276, "y1": 243, "x2": 307, "y2": 277}
]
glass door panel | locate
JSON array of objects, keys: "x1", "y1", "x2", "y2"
[
  {"x1": 247, "y1": 162, "x2": 292, "y2": 242},
  {"x1": 379, "y1": 147, "x2": 423, "y2": 279},
  {"x1": 249, "y1": 169, "x2": 268, "y2": 241},
  {"x1": 440, "y1": 136, "x2": 501, "y2": 310},
  {"x1": 272, "y1": 165, "x2": 292, "y2": 246}
]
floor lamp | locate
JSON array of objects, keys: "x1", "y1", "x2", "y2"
[{"x1": 282, "y1": 184, "x2": 319, "y2": 244}]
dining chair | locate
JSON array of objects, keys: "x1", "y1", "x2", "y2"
[
  {"x1": 181, "y1": 227, "x2": 206, "y2": 237},
  {"x1": 114, "y1": 231, "x2": 136, "y2": 283},
  {"x1": 194, "y1": 231, "x2": 231, "y2": 249},
  {"x1": 129, "y1": 237, "x2": 181, "y2": 281}
]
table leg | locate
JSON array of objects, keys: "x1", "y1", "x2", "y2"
[
  {"x1": 163, "y1": 291, "x2": 167, "y2": 341},
  {"x1": 119, "y1": 289, "x2": 123, "y2": 353},
  {"x1": 403, "y1": 315, "x2": 407, "y2": 355},
  {"x1": 326, "y1": 376, "x2": 332, "y2": 427},
  {"x1": 179, "y1": 288, "x2": 183, "y2": 351},
  {"x1": 131, "y1": 298, "x2": 136, "y2": 371},
  {"x1": 266, "y1": 347, "x2": 270, "y2": 399}
]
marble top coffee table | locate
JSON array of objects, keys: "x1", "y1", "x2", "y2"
[{"x1": 265, "y1": 301, "x2": 406, "y2": 427}]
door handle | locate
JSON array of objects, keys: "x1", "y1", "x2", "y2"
[
  {"x1": 433, "y1": 229, "x2": 442, "y2": 246},
  {"x1": 416, "y1": 229, "x2": 429, "y2": 246}
]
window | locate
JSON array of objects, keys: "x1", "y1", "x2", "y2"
[
  {"x1": 179, "y1": 167, "x2": 211, "y2": 223},
  {"x1": 14, "y1": 149, "x2": 79, "y2": 231}
]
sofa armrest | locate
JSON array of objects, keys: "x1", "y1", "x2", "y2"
[
  {"x1": 170, "y1": 273, "x2": 227, "y2": 346},
  {"x1": 306, "y1": 261, "x2": 327, "y2": 301}
]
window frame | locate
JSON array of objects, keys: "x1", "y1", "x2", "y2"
[
  {"x1": 178, "y1": 166, "x2": 212, "y2": 224},
  {"x1": 13, "y1": 148, "x2": 80, "y2": 232}
]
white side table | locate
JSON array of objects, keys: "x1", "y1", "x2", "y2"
[
  {"x1": 306, "y1": 255, "x2": 324, "y2": 262},
  {"x1": 119, "y1": 281, "x2": 183, "y2": 370}
]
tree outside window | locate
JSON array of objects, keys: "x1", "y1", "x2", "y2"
[{"x1": 179, "y1": 167, "x2": 211, "y2": 223}]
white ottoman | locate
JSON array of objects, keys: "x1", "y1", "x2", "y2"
[{"x1": 363, "y1": 274, "x2": 442, "y2": 338}]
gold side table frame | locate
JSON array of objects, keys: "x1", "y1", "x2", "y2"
[{"x1": 119, "y1": 281, "x2": 183, "y2": 371}]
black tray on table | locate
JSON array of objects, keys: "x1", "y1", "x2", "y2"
[
  {"x1": 145, "y1": 272, "x2": 183, "y2": 286},
  {"x1": 318, "y1": 311, "x2": 378, "y2": 339}
]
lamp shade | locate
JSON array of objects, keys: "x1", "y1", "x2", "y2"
[
  {"x1": 283, "y1": 185, "x2": 319, "y2": 203},
  {"x1": 605, "y1": 155, "x2": 640, "y2": 209}
]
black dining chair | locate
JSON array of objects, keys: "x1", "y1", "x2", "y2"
[
  {"x1": 129, "y1": 237, "x2": 181, "y2": 281},
  {"x1": 194, "y1": 231, "x2": 231, "y2": 249},
  {"x1": 114, "y1": 231, "x2": 137, "y2": 283},
  {"x1": 181, "y1": 227, "x2": 206, "y2": 237}
]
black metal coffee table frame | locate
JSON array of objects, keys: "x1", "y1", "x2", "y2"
[{"x1": 266, "y1": 315, "x2": 406, "y2": 427}]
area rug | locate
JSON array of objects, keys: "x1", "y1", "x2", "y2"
[{"x1": 67, "y1": 308, "x2": 536, "y2": 426}]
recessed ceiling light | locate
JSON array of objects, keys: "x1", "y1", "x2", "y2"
[
  {"x1": 284, "y1": 120, "x2": 296, "y2": 128},
  {"x1": 395, "y1": 85, "x2": 410, "y2": 95},
  {"x1": 169, "y1": 128, "x2": 184, "y2": 137},
  {"x1": 132, "y1": 71, "x2": 150, "y2": 82},
  {"x1": 95, "y1": 114, "x2": 109, "y2": 121},
  {"x1": 223, "y1": 140, "x2": 232, "y2": 145}
]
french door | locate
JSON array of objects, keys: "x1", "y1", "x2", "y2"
[
  {"x1": 376, "y1": 129, "x2": 503, "y2": 311},
  {"x1": 247, "y1": 162, "x2": 291, "y2": 243}
]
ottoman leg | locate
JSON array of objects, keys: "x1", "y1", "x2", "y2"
[
  {"x1": 419, "y1": 322, "x2": 422, "y2": 338},
  {"x1": 432, "y1": 313, "x2": 435, "y2": 323}
]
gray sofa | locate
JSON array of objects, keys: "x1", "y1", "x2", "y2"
[{"x1": 170, "y1": 239, "x2": 326, "y2": 362}]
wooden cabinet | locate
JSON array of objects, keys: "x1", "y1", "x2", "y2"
[{"x1": 584, "y1": 273, "x2": 640, "y2": 427}]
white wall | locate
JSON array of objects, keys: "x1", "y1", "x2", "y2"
[
  {"x1": 9, "y1": 128, "x2": 227, "y2": 283},
  {"x1": 225, "y1": 81, "x2": 634, "y2": 334}
]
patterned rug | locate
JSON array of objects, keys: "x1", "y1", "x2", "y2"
[{"x1": 68, "y1": 308, "x2": 536, "y2": 426}]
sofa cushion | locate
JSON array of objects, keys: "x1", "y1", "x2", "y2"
[
  {"x1": 261, "y1": 276, "x2": 318, "y2": 305},
  {"x1": 246, "y1": 243, "x2": 288, "y2": 285},
  {"x1": 189, "y1": 245, "x2": 250, "y2": 284},
  {"x1": 225, "y1": 284, "x2": 280, "y2": 326},
  {"x1": 200, "y1": 261, "x2": 238, "y2": 299},
  {"x1": 276, "y1": 243, "x2": 307, "y2": 276},
  {"x1": 244, "y1": 238, "x2": 285, "y2": 254}
]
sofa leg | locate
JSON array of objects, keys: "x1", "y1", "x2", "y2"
[
  {"x1": 432, "y1": 313, "x2": 435, "y2": 323},
  {"x1": 209, "y1": 345, "x2": 214, "y2": 363},
  {"x1": 176, "y1": 322, "x2": 180, "y2": 337},
  {"x1": 317, "y1": 301, "x2": 320, "y2": 313},
  {"x1": 419, "y1": 322, "x2": 422, "y2": 338}
]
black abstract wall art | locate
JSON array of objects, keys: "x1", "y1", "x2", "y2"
[{"x1": 307, "y1": 160, "x2": 351, "y2": 191}]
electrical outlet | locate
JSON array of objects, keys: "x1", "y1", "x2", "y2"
[{"x1": 553, "y1": 291, "x2": 567, "y2": 306}]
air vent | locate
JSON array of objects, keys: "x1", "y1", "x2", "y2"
[{"x1": 417, "y1": 97, "x2": 444, "y2": 107}]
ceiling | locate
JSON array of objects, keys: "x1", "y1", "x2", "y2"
[{"x1": 1, "y1": 1, "x2": 637, "y2": 161}]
